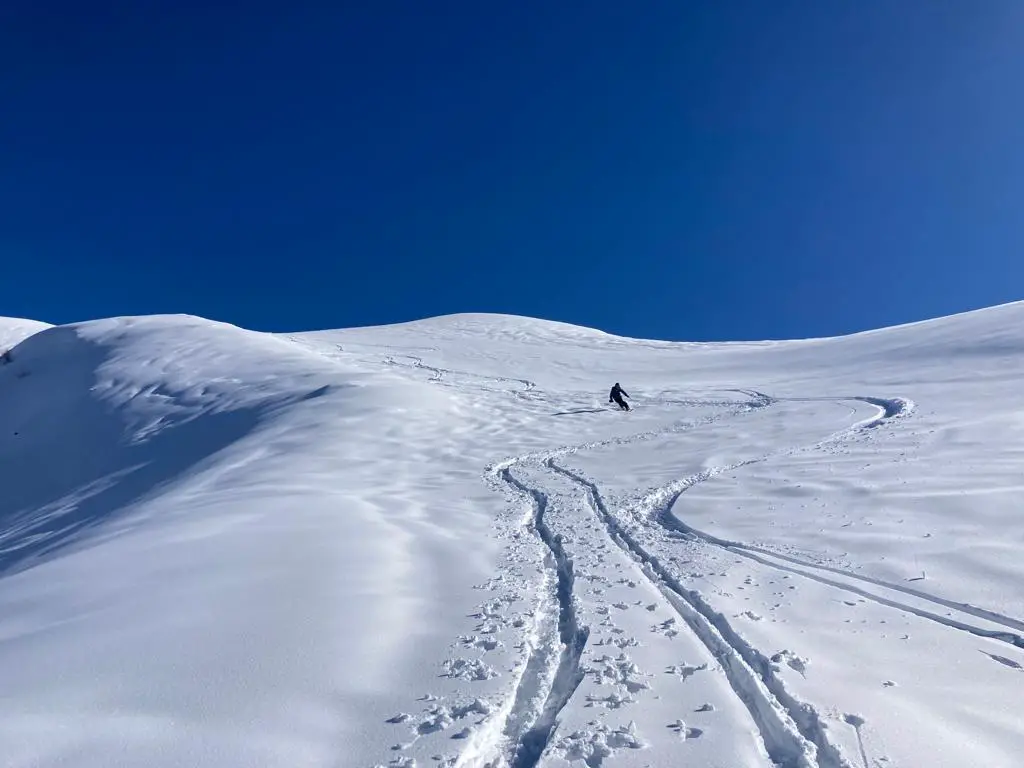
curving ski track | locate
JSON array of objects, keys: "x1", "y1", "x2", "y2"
[
  {"x1": 387, "y1": 354, "x2": 536, "y2": 394},
  {"x1": 476, "y1": 394, "x2": 920, "y2": 766},
  {"x1": 549, "y1": 458, "x2": 838, "y2": 767},
  {"x1": 620, "y1": 395, "x2": 1024, "y2": 650},
  {"x1": 646, "y1": 481, "x2": 1024, "y2": 650},
  {"x1": 353, "y1": 345, "x2": 961, "y2": 767},
  {"x1": 467, "y1": 392, "x2": 775, "y2": 765}
]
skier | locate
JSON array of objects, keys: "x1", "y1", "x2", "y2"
[{"x1": 609, "y1": 382, "x2": 630, "y2": 411}]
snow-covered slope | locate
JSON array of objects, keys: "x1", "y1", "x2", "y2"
[
  {"x1": 0, "y1": 305, "x2": 1022, "y2": 768},
  {"x1": 0, "y1": 315, "x2": 51, "y2": 351}
]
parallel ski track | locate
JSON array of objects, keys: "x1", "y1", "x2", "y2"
[
  {"x1": 498, "y1": 468, "x2": 589, "y2": 768},
  {"x1": 344, "y1": 343, "x2": 929, "y2": 767},
  {"x1": 642, "y1": 476, "x2": 1024, "y2": 650},
  {"x1": 476, "y1": 394, "x2": 772, "y2": 766},
  {"x1": 610, "y1": 394, "x2": 1024, "y2": 649},
  {"x1": 548, "y1": 458, "x2": 844, "y2": 768},
  {"x1": 481, "y1": 394, "x2": 916, "y2": 768}
]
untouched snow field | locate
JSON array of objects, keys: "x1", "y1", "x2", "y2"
[{"x1": 0, "y1": 305, "x2": 1022, "y2": 768}]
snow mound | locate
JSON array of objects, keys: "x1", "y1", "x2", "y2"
[
  {"x1": 0, "y1": 315, "x2": 51, "y2": 353},
  {"x1": 0, "y1": 315, "x2": 345, "y2": 575}
]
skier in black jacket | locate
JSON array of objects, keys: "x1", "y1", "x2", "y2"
[{"x1": 609, "y1": 382, "x2": 630, "y2": 411}]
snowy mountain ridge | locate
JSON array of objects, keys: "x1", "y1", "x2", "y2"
[
  {"x1": 0, "y1": 304, "x2": 1022, "y2": 768},
  {"x1": 0, "y1": 315, "x2": 52, "y2": 352}
]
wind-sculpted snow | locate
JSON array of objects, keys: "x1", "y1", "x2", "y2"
[
  {"x1": 0, "y1": 315, "x2": 50, "y2": 353},
  {"x1": 1, "y1": 304, "x2": 1024, "y2": 768}
]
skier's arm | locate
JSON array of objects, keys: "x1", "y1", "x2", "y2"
[{"x1": 622, "y1": 389, "x2": 630, "y2": 398}]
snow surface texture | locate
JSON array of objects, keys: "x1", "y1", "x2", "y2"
[
  {"x1": 0, "y1": 316, "x2": 51, "y2": 354},
  {"x1": 0, "y1": 305, "x2": 1022, "y2": 768}
]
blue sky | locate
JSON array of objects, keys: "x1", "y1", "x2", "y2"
[{"x1": 1, "y1": 2, "x2": 1021, "y2": 341}]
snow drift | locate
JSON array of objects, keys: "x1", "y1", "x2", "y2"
[{"x1": 0, "y1": 304, "x2": 1022, "y2": 768}]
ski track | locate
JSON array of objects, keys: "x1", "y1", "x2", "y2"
[
  {"x1": 355, "y1": 346, "x2": 932, "y2": 767},
  {"x1": 386, "y1": 354, "x2": 536, "y2": 394},
  {"x1": 547, "y1": 458, "x2": 844, "y2": 768},
  {"x1": 495, "y1": 394, "x2": 915, "y2": 766},
  {"x1": 625, "y1": 399, "x2": 1024, "y2": 650},
  {"x1": 487, "y1": 393, "x2": 773, "y2": 477},
  {"x1": 749, "y1": 550, "x2": 1024, "y2": 634},
  {"x1": 475, "y1": 394, "x2": 910, "y2": 766},
  {"x1": 287, "y1": 338, "x2": 536, "y2": 394},
  {"x1": 654, "y1": 512, "x2": 1024, "y2": 650},
  {"x1": 454, "y1": 392, "x2": 775, "y2": 765},
  {"x1": 456, "y1": 463, "x2": 590, "y2": 768},
  {"x1": 498, "y1": 468, "x2": 589, "y2": 768}
]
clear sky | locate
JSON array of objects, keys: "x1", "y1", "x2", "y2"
[{"x1": 1, "y1": 2, "x2": 1021, "y2": 340}]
